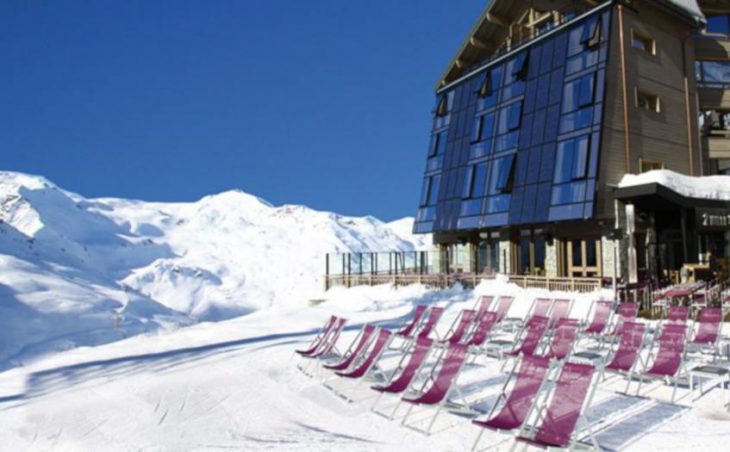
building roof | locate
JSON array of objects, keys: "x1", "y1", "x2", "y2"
[{"x1": 436, "y1": 0, "x2": 706, "y2": 91}]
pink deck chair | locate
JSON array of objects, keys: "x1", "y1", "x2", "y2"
[
  {"x1": 295, "y1": 315, "x2": 337, "y2": 355},
  {"x1": 502, "y1": 297, "x2": 550, "y2": 333},
  {"x1": 603, "y1": 302, "x2": 639, "y2": 344},
  {"x1": 297, "y1": 317, "x2": 347, "y2": 358},
  {"x1": 396, "y1": 305, "x2": 428, "y2": 338},
  {"x1": 416, "y1": 306, "x2": 445, "y2": 340},
  {"x1": 471, "y1": 355, "x2": 551, "y2": 450},
  {"x1": 371, "y1": 337, "x2": 434, "y2": 418},
  {"x1": 542, "y1": 319, "x2": 579, "y2": 360},
  {"x1": 465, "y1": 311, "x2": 499, "y2": 348},
  {"x1": 475, "y1": 295, "x2": 494, "y2": 316},
  {"x1": 401, "y1": 343, "x2": 470, "y2": 435},
  {"x1": 531, "y1": 298, "x2": 554, "y2": 318},
  {"x1": 667, "y1": 305, "x2": 690, "y2": 324},
  {"x1": 516, "y1": 362, "x2": 599, "y2": 449},
  {"x1": 493, "y1": 296, "x2": 515, "y2": 322},
  {"x1": 503, "y1": 315, "x2": 549, "y2": 358},
  {"x1": 336, "y1": 328, "x2": 392, "y2": 380},
  {"x1": 688, "y1": 307, "x2": 723, "y2": 359},
  {"x1": 548, "y1": 298, "x2": 573, "y2": 329},
  {"x1": 634, "y1": 323, "x2": 687, "y2": 402},
  {"x1": 323, "y1": 324, "x2": 377, "y2": 371},
  {"x1": 582, "y1": 300, "x2": 613, "y2": 336},
  {"x1": 604, "y1": 322, "x2": 646, "y2": 375},
  {"x1": 440, "y1": 309, "x2": 477, "y2": 346}
]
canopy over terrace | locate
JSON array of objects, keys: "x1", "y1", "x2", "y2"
[{"x1": 615, "y1": 170, "x2": 730, "y2": 282}]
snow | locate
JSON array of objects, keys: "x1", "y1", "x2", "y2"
[
  {"x1": 0, "y1": 279, "x2": 727, "y2": 451},
  {"x1": 618, "y1": 169, "x2": 730, "y2": 201},
  {"x1": 0, "y1": 171, "x2": 430, "y2": 367}
]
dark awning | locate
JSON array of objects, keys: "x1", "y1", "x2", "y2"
[{"x1": 614, "y1": 182, "x2": 730, "y2": 211}]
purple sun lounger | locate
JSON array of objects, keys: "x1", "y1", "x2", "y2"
[
  {"x1": 471, "y1": 355, "x2": 551, "y2": 451},
  {"x1": 581, "y1": 299, "x2": 613, "y2": 337},
  {"x1": 475, "y1": 295, "x2": 494, "y2": 316},
  {"x1": 687, "y1": 307, "x2": 723, "y2": 360},
  {"x1": 633, "y1": 323, "x2": 687, "y2": 402},
  {"x1": 503, "y1": 298, "x2": 552, "y2": 333},
  {"x1": 323, "y1": 324, "x2": 377, "y2": 372},
  {"x1": 371, "y1": 336, "x2": 435, "y2": 418},
  {"x1": 547, "y1": 298, "x2": 574, "y2": 330},
  {"x1": 440, "y1": 309, "x2": 478, "y2": 346},
  {"x1": 493, "y1": 296, "x2": 515, "y2": 323},
  {"x1": 396, "y1": 305, "x2": 428, "y2": 338},
  {"x1": 336, "y1": 328, "x2": 392, "y2": 380},
  {"x1": 516, "y1": 362, "x2": 600, "y2": 450},
  {"x1": 466, "y1": 311, "x2": 499, "y2": 348},
  {"x1": 541, "y1": 319, "x2": 579, "y2": 360},
  {"x1": 297, "y1": 316, "x2": 348, "y2": 375},
  {"x1": 400, "y1": 343, "x2": 470, "y2": 435},
  {"x1": 295, "y1": 315, "x2": 337, "y2": 356},
  {"x1": 667, "y1": 305, "x2": 690, "y2": 324},
  {"x1": 498, "y1": 315, "x2": 549, "y2": 360},
  {"x1": 604, "y1": 321, "x2": 646, "y2": 374}
]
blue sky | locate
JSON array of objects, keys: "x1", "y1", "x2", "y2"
[{"x1": 1, "y1": 1, "x2": 485, "y2": 221}]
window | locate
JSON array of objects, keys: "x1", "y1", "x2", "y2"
[
  {"x1": 478, "y1": 71, "x2": 493, "y2": 98},
  {"x1": 513, "y1": 51, "x2": 529, "y2": 81},
  {"x1": 586, "y1": 18, "x2": 602, "y2": 48},
  {"x1": 554, "y1": 135, "x2": 590, "y2": 183},
  {"x1": 435, "y1": 95, "x2": 449, "y2": 117},
  {"x1": 581, "y1": 17, "x2": 601, "y2": 49},
  {"x1": 636, "y1": 90, "x2": 660, "y2": 112},
  {"x1": 471, "y1": 113, "x2": 495, "y2": 143},
  {"x1": 420, "y1": 174, "x2": 440, "y2": 206},
  {"x1": 489, "y1": 155, "x2": 516, "y2": 195},
  {"x1": 632, "y1": 30, "x2": 655, "y2": 55},
  {"x1": 428, "y1": 131, "x2": 447, "y2": 156},
  {"x1": 497, "y1": 101, "x2": 523, "y2": 134},
  {"x1": 562, "y1": 73, "x2": 595, "y2": 113},
  {"x1": 639, "y1": 158, "x2": 663, "y2": 173},
  {"x1": 462, "y1": 163, "x2": 487, "y2": 199}
]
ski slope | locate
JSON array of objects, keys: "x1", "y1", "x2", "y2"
[
  {"x1": 0, "y1": 280, "x2": 728, "y2": 451},
  {"x1": 0, "y1": 171, "x2": 429, "y2": 367}
]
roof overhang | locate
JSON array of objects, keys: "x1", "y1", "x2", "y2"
[{"x1": 614, "y1": 182, "x2": 730, "y2": 210}]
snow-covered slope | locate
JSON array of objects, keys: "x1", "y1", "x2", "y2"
[{"x1": 0, "y1": 171, "x2": 430, "y2": 365}]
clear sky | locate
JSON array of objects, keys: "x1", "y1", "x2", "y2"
[{"x1": 1, "y1": 1, "x2": 485, "y2": 221}]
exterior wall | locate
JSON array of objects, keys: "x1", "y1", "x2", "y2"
[
  {"x1": 414, "y1": 7, "x2": 612, "y2": 236},
  {"x1": 597, "y1": 3, "x2": 699, "y2": 217}
]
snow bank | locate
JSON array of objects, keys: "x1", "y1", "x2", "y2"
[{"x1": 618, "y1": 169, "x2": 730, "y2": 201}]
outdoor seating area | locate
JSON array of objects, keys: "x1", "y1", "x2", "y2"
[{"x1": 294, "y1": 293, "x2": 730, "y2": 450}]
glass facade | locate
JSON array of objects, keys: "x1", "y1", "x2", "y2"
[{"x1": 414, "y1": 9, "x2": 610, "y2": 234}]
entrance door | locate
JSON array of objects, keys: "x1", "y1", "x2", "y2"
[{"x1": 564, "y1": 239, "x2": 602, "y2": 277}]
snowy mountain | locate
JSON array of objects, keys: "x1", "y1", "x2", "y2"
[{"x1": 0, "y1": 171, "x2": 430, "y2": 366}]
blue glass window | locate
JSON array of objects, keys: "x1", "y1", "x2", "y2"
[
  {"x1": 462, "y1": 163, "x2": 488, "y2": 198},
  {"x1": 429, "y1": 130, "x2": 448, "y2": 156},
  {"x1": 554, "y1": 135, "x2": 590, "y2": 183},
  {"x1": 559, "y1": 107, "x2": 593, "y2": 133},
  {"x1": 488, "y1": 155, "x2": 516, "y2": 194},
  {"x1": 497, "y1": 101, "x2": 523, "y2": 134},
  {"x1": 562, "y1": 73, "x2": 595, "y2": 113},
  {"x1": 420, "y1": 174, "x2": 441, "y2": 206},
  {"x1": 460, "y1": 199, "x2": 483, "y2": 216},
  {"x1": 471, "y1": 113, "x2": 495, "y2": 143},
  {"x1": 581, "y1": 17, "x2": 601, "y2": 48},
  {"x1": 551, "y1": 181, "x2": 587, "y2": 205}
]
